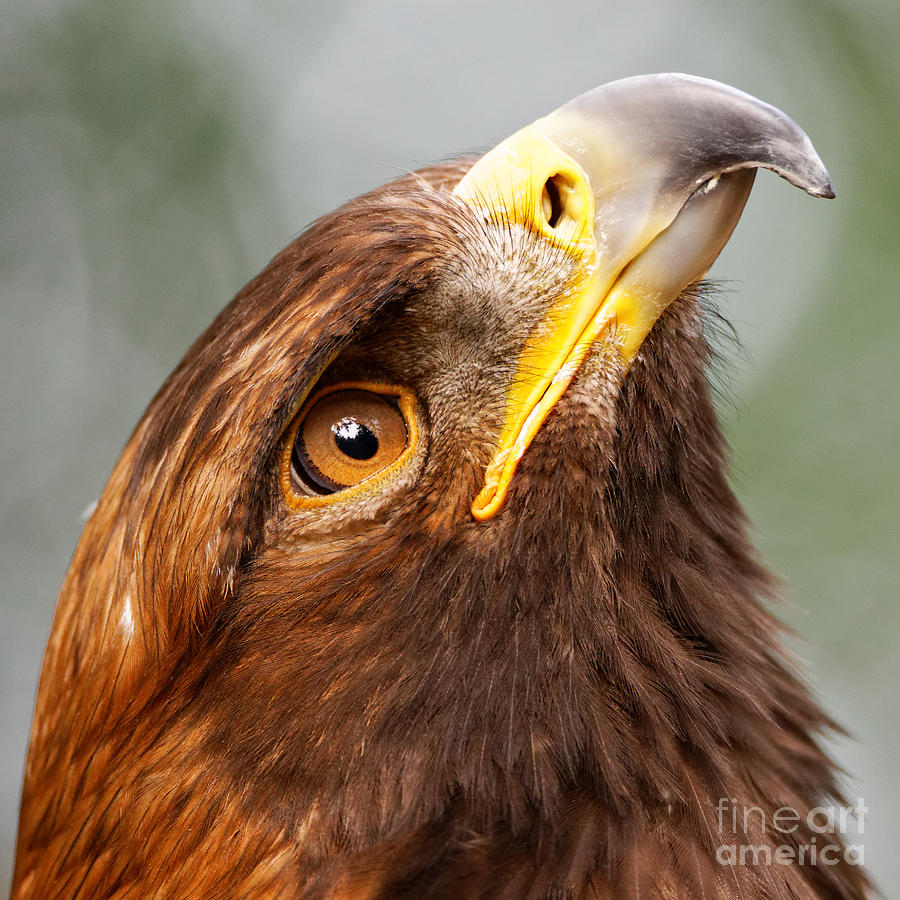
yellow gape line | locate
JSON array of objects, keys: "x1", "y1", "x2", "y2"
[
  {"x1": 455, "y1": 126, "x2": 606, "y2": 521},
  {"x1": 454, "y1": 123, "x2": 746, "y2": 522}
]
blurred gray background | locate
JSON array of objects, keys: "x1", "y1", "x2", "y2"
[{"x1": 2, "y1": 0, "x2": 897, "y2": 893}]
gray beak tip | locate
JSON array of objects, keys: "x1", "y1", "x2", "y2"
[{"x1": 815, "y1": 179, "x2": 837, "y2": 201}]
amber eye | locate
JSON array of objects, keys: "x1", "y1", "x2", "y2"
[{"x1": 289, "y1": 389, "x2": 409, "y2": 496}]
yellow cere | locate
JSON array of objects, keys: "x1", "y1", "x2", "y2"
[{"x1": 454, "y1": 126, "x2": 623, "y2": 521}]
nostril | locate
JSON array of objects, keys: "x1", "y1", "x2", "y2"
[{"x1": 541, "y1": 174, "x2": 567, "y2": 228}]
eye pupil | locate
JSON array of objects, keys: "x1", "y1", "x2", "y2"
[{"x1": 332, "y1": 418, "x2": 379, "y2": 460}]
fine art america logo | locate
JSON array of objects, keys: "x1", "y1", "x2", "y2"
[{"x1": 715, "y1": 798, "x2": 866, "y2": 867}]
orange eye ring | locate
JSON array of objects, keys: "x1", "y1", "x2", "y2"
[{"x1": 280, "y1": 381, "x2": 419, "y2": 510}]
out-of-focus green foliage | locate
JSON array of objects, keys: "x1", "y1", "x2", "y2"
[{"x1": 725, "y1": 2, "x2": 900, "y2": 888}]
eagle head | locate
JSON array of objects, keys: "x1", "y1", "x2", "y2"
[{"x1": 14, "y1": 75, "x2": 867, "y2": 899}]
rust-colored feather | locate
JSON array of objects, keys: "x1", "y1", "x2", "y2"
[{"x1": 13, "y1": 158, "x2": 867, "y2": 898}]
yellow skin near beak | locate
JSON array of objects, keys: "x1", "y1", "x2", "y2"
[
  {"x1": 455, "y1": 125, "x2": 752, "y2": 521},
  {"x1": 454, "y1": 126, "x2": 605, "y2": 521},
  {"x1": 453, "y1": 74, "x2": 834, "y2": 521}
]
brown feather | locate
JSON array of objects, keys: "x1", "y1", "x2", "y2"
[{"x1": 13, "y1": 159, "x2": 868, "y2": 898}]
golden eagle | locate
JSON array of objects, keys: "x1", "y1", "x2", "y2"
[{"x1": 13, "y1": 74, "x2": 867, "y2": 899}]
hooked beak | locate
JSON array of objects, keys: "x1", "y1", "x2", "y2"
[{"x1": 453, "y1": 73, "x2": 834, "y2": 521}]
